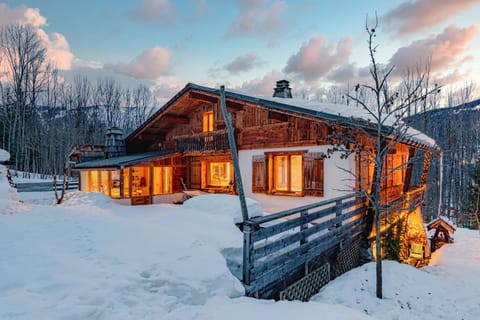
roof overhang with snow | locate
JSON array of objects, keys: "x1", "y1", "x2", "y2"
[{"x1": 72, "y1": 150, "x2": 175, "y2": 170}]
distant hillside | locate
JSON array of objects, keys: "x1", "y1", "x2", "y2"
[{"x1": 405, "y1": 99, "x2": 480, "y2": 223}]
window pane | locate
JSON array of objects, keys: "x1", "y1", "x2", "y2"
[
  {"x1": 153, "y1": 167, "x2": 172, "y2": 195},
  {"x1": 100, "y1": 171, "x2": 109, "y2": 196},
  {"x1": 131, "y1": 166, "x2": 150, "y2": 196},
  {"x1": 203, "y1": 111, "x2": 214, "y2": 132},
  {"x1": 80, "y1": 171, "x2": 88, "y2": 191},
  {"x1": 110, "y1": 170, "x2": 121, "y2": 198},
  {"x1": 153, "y1": 167, "x2": 163, "y2": 195},
  {"x1": 275, "y1": 156, "x2": 288, "y2": 191},
  {"x1": 123, "y1": 168, "x2": 130, "y2": 198},
  {"x1": 208, "y1": 162, "x2": 231, "y2": 187},
  {"x1": 291, "y1": 155, "x2": 302, "y2": 192},
  {"x1": 163, "y1": 167, "x2": 172, "y2": 193},
  {"x1": 88, "y1": 170, "x2": 99, "y2": 192}
]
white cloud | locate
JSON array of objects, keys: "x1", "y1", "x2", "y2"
[
  {"x1": 0, "y1": 3, "x2": 79, "y2": 71},
  {"x1": 381, "y1": 0, "x2": 480, "y2": 36},
  {"x1": 238, "y1": 69, "x2": 284, "y2": 96},
  {"x1": 284, "y1": 36, "x2": 352, "y2": 82},
  {"x1": 224, "y1": 52, "x2": 263, "y2": 74},
  {"x1": 129, "y1": 0, "x2": 175, "y2": 22},
  {"x1": 226, "y1": 0, "x2": 287, "y2": 38},
  {"x1": 111, "y1": 46, "x2": 173, "y2": 80},
  {"x1": 0, "y1": 3, "x2": 46, "y2": 28}
]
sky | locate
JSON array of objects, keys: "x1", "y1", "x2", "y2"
[{"x1": 1, "y1": 0, "x2": 480, "y2": 102}]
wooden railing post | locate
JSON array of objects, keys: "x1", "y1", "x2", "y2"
[
  {"x1": 300, "y1": 210, "x2": 308, "y2": 245},
  {"x1": 300, "y1": 209, "x2": 309, "y2": 275},
  {"x1": 335, "y1": 199, "x2": 343, "y2": 228},
  {"x1": 243, "y1": 222, "x2": 253, "y2": 286}
]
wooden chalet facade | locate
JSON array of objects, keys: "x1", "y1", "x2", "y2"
[{"x1": 72, "y1": 81, "x2": 440, "y2": 211}]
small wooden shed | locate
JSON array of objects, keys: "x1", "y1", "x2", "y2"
[{"x1": 427, "y1": 216, "x2": 456, "y2": 252}]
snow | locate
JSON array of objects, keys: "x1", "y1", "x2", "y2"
[
  {"x1": 0, "y1": 149, "x2": 10, "y2": 162},
  {"x1": 1, "y1": 148, "x2": 480, "y2": 319}
]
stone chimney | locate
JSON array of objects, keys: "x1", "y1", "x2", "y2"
[
  {"x1": 273, "y1": 80, "x2": 292, "y2": 98},
  {"x1": 105, "y1": 127, "x2": 126, "y2": 158}
]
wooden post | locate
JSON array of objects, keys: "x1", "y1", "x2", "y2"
[
  {"x1": 300, "y1": 209, "x2": 309, "y2": 275},
  {"x1": 243, "y1": 222, "x2": 253, "y2": 285},
  {"x1": 219, "y1": 85, "x2": 249, "y2": 222},
  {"x1": 335, "y1": 199, "x2": 343, "y2": 228}
]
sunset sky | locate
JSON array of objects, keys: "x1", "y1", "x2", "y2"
[{"x1": 1, "y1": 0, "x2": 480, "y2": 102}]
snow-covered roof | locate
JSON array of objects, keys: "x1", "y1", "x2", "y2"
[
  {"x1": 194, "y1": 84, "x2": 440, "y2": 151},
  {"x1": 127, "y1": 83, "x2": 440, "y2": 151},
  {"x1": 427, "y1": 215, "x2": 457, "y2": 233},
  {"x1": 73, "y1": 150, "x2": 173, "y2": 169},
  {"x1": 233, "y1": 91, "x2": 440, "y2": 150}
]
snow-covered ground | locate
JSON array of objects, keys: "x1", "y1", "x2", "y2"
[{"x1": 1, "y1": 150, "x2": 479, "y2": 319}]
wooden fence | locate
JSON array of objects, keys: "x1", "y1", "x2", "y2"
[
  {"x1": 14, "y1": 180, "x2": 79, "y2": 192},
  {"x1": 242, "y1": 193, "x2": 367, "y2": 299}
]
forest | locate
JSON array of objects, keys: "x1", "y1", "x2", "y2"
[{"x1": 0, "y1": 24, "x2": 155, "y2": 176}]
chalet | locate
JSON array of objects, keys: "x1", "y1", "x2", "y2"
[{"x1": 72, "y1": 80, "x2": 439, "y2": 211}]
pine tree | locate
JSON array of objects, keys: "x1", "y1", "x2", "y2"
[{"x1": 466, "y1": 159, "x2": 480, "y2": 229}]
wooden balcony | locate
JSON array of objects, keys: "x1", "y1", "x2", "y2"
[
  {"x1": 174, "y1": 129, "x2": 229, "y2": 153},
  {"x1": 404, "y1": 185, "x2": 426, "y2": 212}
]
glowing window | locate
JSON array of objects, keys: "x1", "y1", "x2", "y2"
[
  {"x1": 153, "y1": 167, "x2": 172, "y2": 195},
  {"x1": 203, "y1": 111, "x2": 214, "y2": 132},
  {"x1": 274, "y1": 155, "x2": 302, "y2": 193},
  {"x1": 110, "y1": 170, "x2": 121, "y2": 198},
  {"x1": 131, "y1": 166, "x2": 150, "y2": 196},
  {"x1": 208, "y1": 162, "x2": 231, "y2": 187}
]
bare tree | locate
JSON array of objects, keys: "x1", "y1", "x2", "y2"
[
  {"x1": 0, "y1": 23, "x2": 49, "y2": 173},
  {"x1": 327, "y1": 17, "x2": 440, "y2": 299},
  {"x1": 94, "y1": 77, "x2": 122, "y2": 129}
]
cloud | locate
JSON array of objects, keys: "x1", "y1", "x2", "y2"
[
  {"x1": 381, "y1": 0, "x2": 480, "y2": 36},
  {"x1": 35, "y1": 30, "x2": 75, "y2": 70},
  {"x1": 238, "y1": 69, "x2": 284, "y2": 95},
  {"x1": 226, "y1": 0, "x2": 287, "y2": 37},
  {"x1": 284, "y1": 36, "x2": 352, "y2": 82},
  {"x1": 224, "y1": 52, "x2": 263, "y2": 74},
  {"x1": 129, "y1": 0, "x2": 175, "y2": 22},
  {"x1": 389, "y1": 24, "x2": 478, "y2": 78},
  {"x1": 151, "y1": 76, "x2": 186, "y2": 104},
  {"x1": 0, "y1": 4, "x2": 79, "y2": 71},
  {"x1": 0, "y1": 3, "x2": 46, "y2": 27},
  {"x1": 110, "y1": 46, "x2": 172, "y2": 80}
]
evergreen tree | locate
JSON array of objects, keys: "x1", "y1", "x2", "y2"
[{"x1": 466, "y1": 159, "x2": 480, "y2": 229}]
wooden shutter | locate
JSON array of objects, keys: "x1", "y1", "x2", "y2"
[
  {"x1": 252, "y1": 155, "x2": 267, "y2": 193},
  {"x1": 303, "y1": 152, "x2": 324, "y2": 196},
  {"x1": 190, "y1": 161, "x2": 201, "y2": 189}
]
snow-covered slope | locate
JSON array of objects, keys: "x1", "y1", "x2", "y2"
[
  {"x1": 0, "y1": 149, "x2": 26, "y2": 214},
  {"x1": 1, "y1": 169, "x2": 479, "y2": 319}
]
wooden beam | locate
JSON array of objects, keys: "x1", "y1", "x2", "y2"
[
  {"x1": 190, "y1": 91, "x2": 218, "y2": 103},
  {"x1": 137, "y1": 132, "x2": 165, "y2": 141},
  {"x1": 190, "y1": 90, "x2": 244, "y2": 110},
  {"x1": 268, "y1": 110, "x2": 288, "y2": 122},
  {"x1": 162, "y1": 114, "x2": 189, "y2": 124},
  {"x1": 227, "y1": 100, "x2": 244, "y2": 111}
]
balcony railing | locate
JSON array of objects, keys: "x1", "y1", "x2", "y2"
[
  {"x1": 405, "y1": 185, "x2": 426, "y2": 212},
  {"x1": 174, "y1": 129, "x2": 230, "y2": 153}
]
